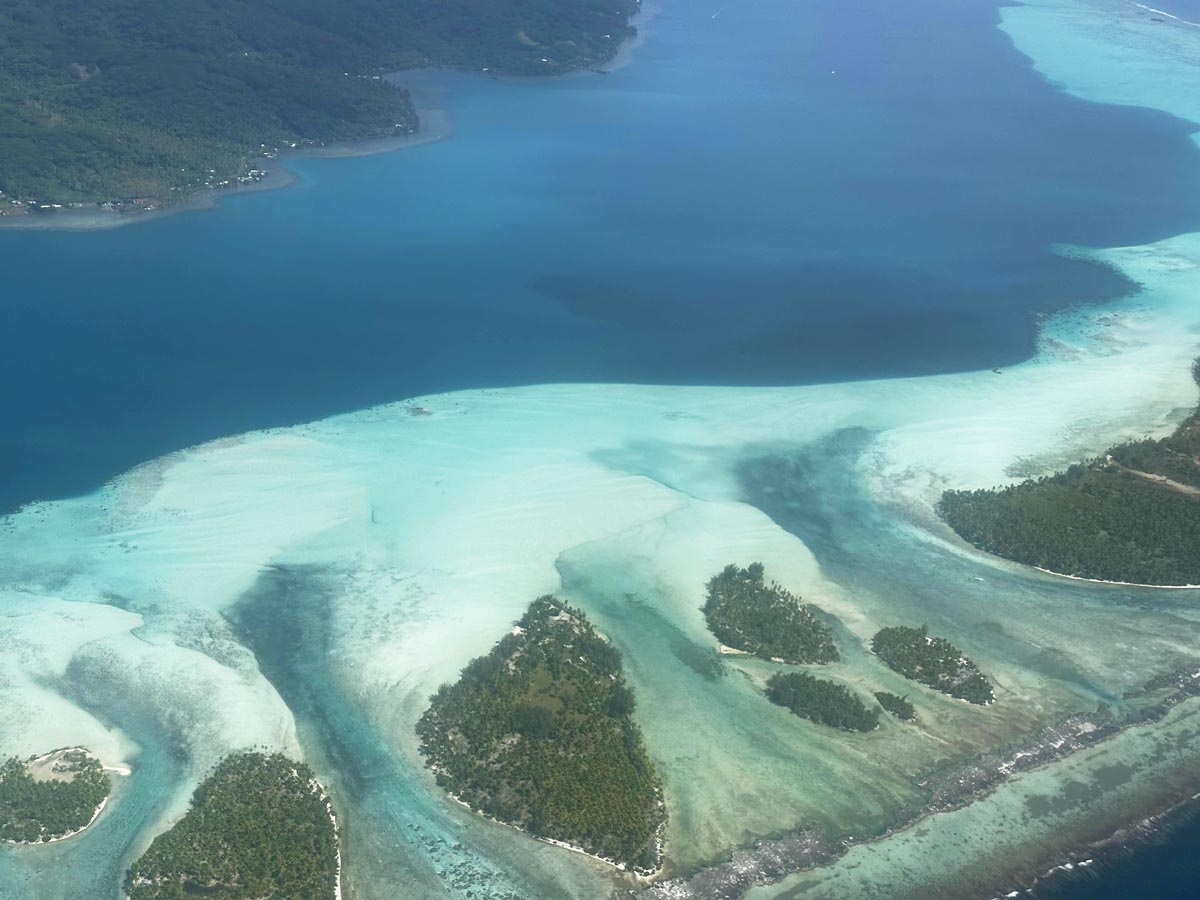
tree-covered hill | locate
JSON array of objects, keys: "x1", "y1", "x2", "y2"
[
  {"x1": 874, "y1": 691, "x2": 916, "y2": 721},
  {"x1": 125, "y1": 752, "x2": 339, "y2": 900},
  {"x1": 0, "y1": 749, "x2": 110, "y2": 844},
  {"x1": 871, "y1": 625, "x2": 994, "y2": 705},
  {"x1": 765, "y1": 672, "x2": 880, "y2": 732},
  {"x1": 702, "y1": 563, "x2": 840, "y2": 664},
  {"x1": 417, "y1": 596, "x2": 665, "y2": 872},
  {"x1": 939, "y1": 360, "x2": 1200, "y2": 586},
  {"x1": 0, "y1": 0, "x2": 638, "y2": 206}
]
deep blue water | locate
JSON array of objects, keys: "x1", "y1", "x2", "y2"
[
  {"x1": 1032, "y1": 809, "x2": 1200, "y2": 900},
  {"x1": 3, "y1": 0, "x2": 1200, "y2": 513}
]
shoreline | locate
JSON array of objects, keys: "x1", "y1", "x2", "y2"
[
  {"x1": 308, "y1": 777, "x2": 343, "y2": 900},
  {"x1": 1032, "y1": 565, "x2": 1200, "y2": 590},
  {"x1": 443, "y1": 787, "x2": 664, "y2": 880},
  {"x1": 2, "y1": 747, "x2": 125, "y2": 847},
  {"x1": 600, "y1": 0, "x2": 661, "y2": 73},
  {"x1": 0, "y1": 106, "x2": 449, "y2": 234},
  {"x1": 0, "y1": 0, "x2": 651, "y2": 236},
  {"x1": 117, "y1": 770, "x2": 340, "y2": 900},
  {"x1": 3, "y1": 797, "x2": 108, "y2": 848},
  {"x1": 931, "y1": 511, "x2": 1200, "y2": 593}
]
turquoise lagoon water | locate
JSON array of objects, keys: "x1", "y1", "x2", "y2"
[{"x1": 3, "y1": 2, "x2": 1200, "y2": 900}]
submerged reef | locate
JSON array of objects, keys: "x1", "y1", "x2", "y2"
[
  {"x1": 125, "y1": 752, "x2": 339, "y2": 900},
  {"x1": 0, "y1": 0, "x2": 639, "y2": 209},
  {"x1": 417, "y1": 597, "x2": 665, "y2": 873},
  {"x1": 640, "y1": 668, "x2": 1200, "y2": 899}
]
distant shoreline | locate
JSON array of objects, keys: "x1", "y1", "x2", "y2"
[
  {"x1": 600, "y1": 0, "x2": 660, "y2": 73},
  {"x1": 0, "y1": 106, "x2": 452, "y2": 234},
  {"x1": 0, "y1": 0, "x2": 657, "y2": 235}
]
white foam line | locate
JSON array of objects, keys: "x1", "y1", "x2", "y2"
[
  {"x1": 1133, "y1": 3, "x2": 1200, "y2": 28},
  {"x1": 1033, "y1": 566, "x2": 1200, "y2": 590},
  {"x1": 309, "y1": 777, "x2": 343, "y2": 900}
]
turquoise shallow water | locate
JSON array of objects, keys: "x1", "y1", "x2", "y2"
[
  {"x1": 0, "y1": 711, "x2": 183, "y2": 899},
  {"x1": 4, "y1": 1, "x2": 1200, "y2": 899},
  {"x1": 228, "y1": 567, "x2": 590, "y2": 899}
]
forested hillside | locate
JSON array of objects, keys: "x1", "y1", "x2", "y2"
[
  {"x1": 417, "y1": 596, "x2": 665, "y2": 872},
  {"x1": 0, "y1": 751, "x2": 110, "y2": 844},
  {"x1": 125, "y1": 752, "x2": 338, "y2": 899},
  {"x1": 765, "y1": 672, "x2": 880, "y2": 732},
  {"x1": 871, "y1": 625, "x2": 994, "y2": 704},
  {"x1": 939, "y1": 361, "x2": 1200, "y2": 586},
  {"x1": 702, "y1": 563, "x2": 840, "y2": 664},
  {"x1": 0, "y1": 0, "x2": 638, "y2": 205}
]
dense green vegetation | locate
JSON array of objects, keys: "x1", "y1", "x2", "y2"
[
  {"x1": 765, "y1": 672, "x2": 880, "y2": 732},
  {"x1": 874, "y1": 691, "x2": 916, "y2": 721},
  {"x1": 702, "y1": 563, "x2": 839, "y2": 664},
  {"x1": 0, "y1": 750, "x2": 110, "y2": 843},
  {"x1": 0, "y1": 0, "x2": 638, "y2": 206},
  {"x1": 871, "y1": 626, "x2": 994, "y2": 704},
  {"x1": 416, "y1": 596, "x2": 664, "y2": 872},
  {"x1": 125, "y1": 752, "x2": 338, "y2": 900},
  {"x1": 939, "y1": 362, "x2": 1200, "y2": 586}
]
